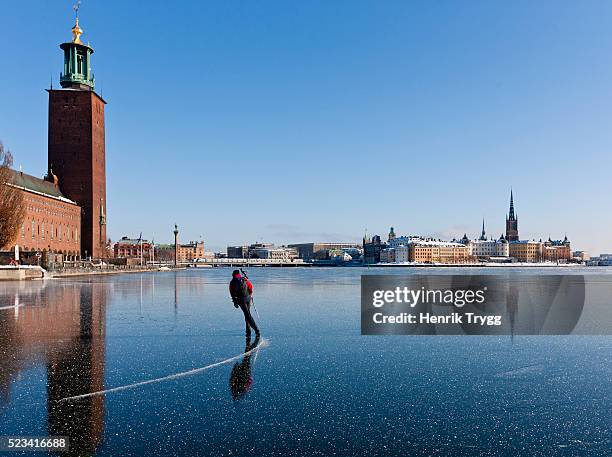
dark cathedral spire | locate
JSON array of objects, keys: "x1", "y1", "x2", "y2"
[
  {"x1": 479, "y1": 219, "x2": 486, "y2": 241},
  {"x1": 505, "y1": 189, "x2": 519, "y2": 241},
  {"x1": 508, "y1": 189, "x2": 516, "y2": 221}
]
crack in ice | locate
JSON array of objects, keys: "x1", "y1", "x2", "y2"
[{"x1": 60, "y1": 338, "x2": 269, "y2": 402}]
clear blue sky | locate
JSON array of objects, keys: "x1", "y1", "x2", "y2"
[{"x1": 1, "y1": 1, "x2": 611, "y2": 254}]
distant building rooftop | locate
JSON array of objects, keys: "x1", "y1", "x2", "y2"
[
  {"x1": 180, "y1": 241, "x2": 204, "y2": 248},
  {"x1": 411, "y1": 240, "x2": 467, "y2": 247},
  {"x1": 116, "y1": 237, "x2": 150, "y2": 245}
]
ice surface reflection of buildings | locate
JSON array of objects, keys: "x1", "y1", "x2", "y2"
[{"x1": 0, "y1": 282, "x2": 108, "y2": 456}]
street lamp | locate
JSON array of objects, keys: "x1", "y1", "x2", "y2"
[{"x1": 173, "y1": 224, "x2": 179, "y2": 267}]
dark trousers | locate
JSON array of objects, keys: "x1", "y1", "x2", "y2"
[{"x1": 238, "y1": 298, "x2": 259, "y2": 335}]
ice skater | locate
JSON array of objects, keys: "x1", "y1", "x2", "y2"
[{"x1": 229, "y1": 269, "x2": 260, "y2": 337}]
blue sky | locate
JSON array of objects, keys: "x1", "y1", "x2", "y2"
[{"x1": 1, "y1": 1, "x2": 611, "y2": 254}]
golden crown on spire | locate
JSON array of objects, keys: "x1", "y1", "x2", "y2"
[{"x1": 72, "y1": 17, "x2": 83, "y2": 44}]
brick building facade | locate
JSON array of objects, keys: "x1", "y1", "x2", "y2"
[
  {"x1": 48, "y1": 89, "x2": 107, "y2": 259},
  {"x1": 113, "y1": 236, "x2": 153, "y2": 260},
  {"x1": 154, "y1": 241, "x2": 206, "y2": 263},
  {"x1": 6, "y1": 170, "x2": 81, "y2": 259},
  {"x1": 177, "y1": 241, "x2": 205, "y2": 262}
]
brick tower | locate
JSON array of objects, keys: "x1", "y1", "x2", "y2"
[
  {"x1": 47, "y1": 17, "x2": 107, "y2": 259},
  {"x1": 505, "y1": 189, "x2": 519, "y2": 242}
]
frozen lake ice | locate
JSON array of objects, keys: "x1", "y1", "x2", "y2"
[{"x1": 0, "y1": 267, "x2": 611, "y2": 456}]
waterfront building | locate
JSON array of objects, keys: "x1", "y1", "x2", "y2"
[
  {"x1": 542, "y1": 237, "x2": 572, "y2": 262},
  {"x1": 363, "y1": 235, "x2": 387, "y2": 264},
  {"x1": 379, "y1": 247, "x2": 395, "y2": 263},
  {"x1": 508, "y1": 240, "x2": 542, "y2": 262},
  {"x1": 501, "y1": 191, "x2": 573, "y2": 262},
  {"x1": 573, "y1": 251, "x2": 590, "y2": 262},
  {"x1": 156, "y1": 238, "x2": 206, "y2": 263},
  {"x1": 329, "y1": 247, "x2": 362, "y2": 262},
  {"x1": 153, "y1": 244, "x2": 173, "y2": 262},
  {"x1": 408, "y1": 240, "x2": 470, "y2": 263},
  {"x1": 587, "y1": 254, "x2": 612, "y2": 266},
  {"x1": 469, "y1": 237, "x2": 510, "y2": 258},
  {"x1": 505, "y1": 190, "x2": 519, "y2": 241},
  {"x1": 457, "y1": 220, "x2": 509, "y2": 259},
  {"x1": 388, "y1": 235, "x2": 427, "y2": 248},
  {"x1": 113, "y1": 236, "x2": 153, "y2": 260},
  {"x1": 177, "y1": 241, "x2": 206, "y2": 262},
  {"x1": 288, "y1": 242, "x2": 362, "y2": 261},
  {"x1": 5, "y1": 170, "x2": 81, "y2": 259},
  {"x1": 395, "y1": 244, "x2": 410, "y2": 262},
  {"x1": 463, "y1": 222, "x2": 510, "y2": 258},
  {"x1": 227, "y1": 245, "x2": 249, "y2": 258},
  {"x1": 250, "y1": 246, "x2": 298, "y2": 260},
  {"x1": 246, "y1": 243, "x2": 274, "y2": 258},
  {"x1": 229, "y1": 243, "x2": 300, "y2": 260}
]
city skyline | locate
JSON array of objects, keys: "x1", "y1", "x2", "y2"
[{"x1": 2, "y1": 1, "x2": 611, "y2": 254}]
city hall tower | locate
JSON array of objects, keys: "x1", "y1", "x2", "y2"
[{"x1": 47, "y1": 17, "x2": 107, "y2": 258}]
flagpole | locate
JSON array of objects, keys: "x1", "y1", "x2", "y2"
[{"x1": 138, "y1": 232, "x2": 143, "y2": 267}]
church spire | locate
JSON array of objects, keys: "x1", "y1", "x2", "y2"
[
  {"x1": 505, "y1": 188, "x2": 519, "y2": 241},
  {"x1": 508, "y1": 189, "x2": 516, "y2": 221},
  {"x1": 479, "y1": 219, "x2": 487, "y2": 241}
]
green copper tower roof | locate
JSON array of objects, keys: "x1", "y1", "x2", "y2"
[{"x1": 59, "y1": 18, "x2": 95, "y2": 90}]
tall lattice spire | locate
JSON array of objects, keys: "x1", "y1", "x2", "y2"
[
  {"x1": 508, "y1": 189, "x2": 516, "y2": 221},
  {"x1": 479, "y1": 219, "x2": 486, "y2": 241},
  {"x1": 505, "y1": 188, "x2": 519, "y2": 241}
]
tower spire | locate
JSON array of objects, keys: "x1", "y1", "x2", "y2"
[
  {"x1": 479, "y1": 218, "x2": 486, "y2": 241},
  {"x1": 72, "y1": 1, "x2": 83, "y2": 43},
  {"x1": 505, "y1": 188, "x2": 519, "y2": 241},
  {"x1": 73, "y1": 0, "x2": 81, "y2": 19},
  {"x1": 71, "y1": 17, "x2": 83, "y2": 44},
  {"x1": 60, "y1": 5, "x2": 95, "y2": 90}
]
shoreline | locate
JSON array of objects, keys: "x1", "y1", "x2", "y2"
[
  {"x1": 369, "y1": 262, "x2": 586, "y2": 268},
  {"x1": 2, "y1": 262, "x2": 602, "y2": 282},
  {"x1": 47, "y1": 267, "x2": 187, "y2": 279},
  {"x1": 48, "y1": 262, "x2": 596, "y2": 279}
]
